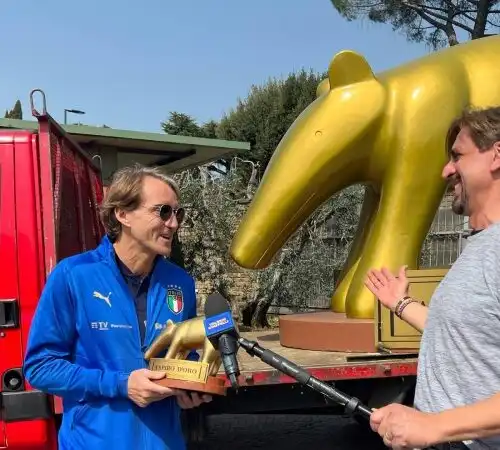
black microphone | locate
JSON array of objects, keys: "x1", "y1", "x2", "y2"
[
  {"x1": 203, "y1": 292, "x2": 240, "y2": 389},
  {"x1": 238, "y1": 337, "x2": 372, "y2": 419}
]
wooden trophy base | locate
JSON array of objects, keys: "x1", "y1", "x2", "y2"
[
  {"x1": 155, "y1": 376, "x2": 227, "y2": 396},
  {"x1": 279, "y1": 311, "x2": 376, "y2": 353}
]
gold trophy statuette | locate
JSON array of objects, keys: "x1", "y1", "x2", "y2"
[{"x1": 144, "y1": 317, "x2": 227, "y2": 396}]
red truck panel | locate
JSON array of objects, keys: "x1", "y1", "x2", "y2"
[
  {"x1": 232, "y1": 360, "x2": 418, "y2": 387},
  {"x1": 0, "y1": 132, "x2": 19, "y2": 448},
  {"x1": 12, "y1": 132, "x2": 45, "y2": 364},
  {"x1": 11, "y1": 132, "x2": 58, "y2": 450},
  {"x1": 0, "y1": 101, "x2": 104, "y2": 448},
  {"x1": 0, "y1": 131, "x2": 57, "y2": 449}
]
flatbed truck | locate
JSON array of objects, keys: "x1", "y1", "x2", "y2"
[{"x1": 0, "y1": 94, "x2": 421, "y2": 449}]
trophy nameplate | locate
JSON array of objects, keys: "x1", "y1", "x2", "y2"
[{"x1": 144, "y1": 317, "x2": 227, "y2": 396}]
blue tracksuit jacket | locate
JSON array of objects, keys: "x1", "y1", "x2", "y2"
[{"x1": 23, "y1": 235, "x2": 198, "y2": 450}]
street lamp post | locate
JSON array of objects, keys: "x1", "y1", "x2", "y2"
[{"x1": 64, "y1": 108, "x2": 86, "y2": 125}]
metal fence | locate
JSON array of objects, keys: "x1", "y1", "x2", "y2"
[
  {"x1": 420, "y1": 192, "x2": 470, "y2": 268},
  {"x1": 268, "y1": 192, "x2": 470, "y2": 314}
]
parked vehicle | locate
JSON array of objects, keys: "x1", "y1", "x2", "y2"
[
  {"x1": 0, "y1": 92, "x2": 424, "y2": 449},
  {"x1": 0, "y1": 91, "x2": 103, "y2": 449}
]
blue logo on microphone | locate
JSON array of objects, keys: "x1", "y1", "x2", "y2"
[{"x1": 204, "y1": 311, "x2": 234, "y2": 337}]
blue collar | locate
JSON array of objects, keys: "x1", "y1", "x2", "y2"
[
  {"x1": 96, "y1": 234, "x2": 118, "y2": 266},
  {"x1": 97, "y1": 235, "x2": 162, "y2": 280}
]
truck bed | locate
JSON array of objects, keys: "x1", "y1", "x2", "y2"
[{"x1": 227, "y1": 329, "x2": 418, "y2": 386}]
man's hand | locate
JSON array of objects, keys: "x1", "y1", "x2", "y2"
[
  {"x1": 370, "y1": 404, "x2": 443, "y2": 449},
  {"x1": 175, "y1": 390, "x2": 212, "y2": 409},
  {"x1": 127, "y1": 369, "x2": 176, "y2": 408},
  {"x1": 365, "y1": 266, "x2": 409, "y2": 312}
]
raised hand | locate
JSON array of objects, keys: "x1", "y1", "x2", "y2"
[{"x1": 364, "y1": 265, "x2": 409, "y2": 312}]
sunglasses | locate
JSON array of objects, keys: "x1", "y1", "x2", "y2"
[{"x1": 154, "y1": 204, "x2": 185, "y2": 224}]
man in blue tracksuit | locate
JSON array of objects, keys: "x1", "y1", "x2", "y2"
[{"x1": 23, "y1": 164, "x2": 211, "y2": 450}]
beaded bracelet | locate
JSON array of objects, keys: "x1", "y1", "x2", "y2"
[{"x1": 394, "y1": 296, "x2": 422, "y2": 319}]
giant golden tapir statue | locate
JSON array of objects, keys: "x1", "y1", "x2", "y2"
[{"x1": 229, "y1": 35, "x2": 500, "y2": 319}]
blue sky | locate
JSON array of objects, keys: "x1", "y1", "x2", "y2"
[{"x1": 2, "y1": 0, "x2": 434, "y2": 134}]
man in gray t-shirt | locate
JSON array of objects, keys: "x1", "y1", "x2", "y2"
[{"x1": 365, "y1": 106, "x2": 500, "y2": 450}]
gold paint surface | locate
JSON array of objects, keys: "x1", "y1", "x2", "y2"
[
  {"x1": 229, "y1": 35, "x2": 500, "y2": 319},
  {"x1": 143, "y1": 316, "x2": 223, "y2": 377}
]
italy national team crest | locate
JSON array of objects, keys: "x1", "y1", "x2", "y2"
[{"x1": 167, "y1": 286, "x2": 184, "y2": 314}]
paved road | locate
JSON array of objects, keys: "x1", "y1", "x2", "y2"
[{"x1": 188, "y1": 414, "x2": 387, "y2": 450}]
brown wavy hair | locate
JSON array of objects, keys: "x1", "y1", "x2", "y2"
[
  {"x1": 99, "y1": 163, "x2": 180, "y2": 242},
  {"x1": 446, "y1": 106, "x2": 500, "y2": 156}
]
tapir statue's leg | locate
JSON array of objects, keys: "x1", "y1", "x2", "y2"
[
  {"x1": 176, "y1": 350, "x2": 189, "y2": 360},
  {"x1": 345, "y1": 176, "x2": 447, "y2": 319},
  {"x1": 331, "y1": 185, "x2": 379, "y2": 312},
  {"x1": 144, "y1": 320, "x2": 176, "y2": 360},
  {"x1": 201, "y1": 338, "x2": 223, "y2": 376},
  {"x1": 344, "y1": 93, "x2": 467, "y2": 319},
  {"x1": 165, "y1": 337, "x2": 181, "y2": 359},
  {"x1": 208, "y1": 354, "x2": 223, "y2": 376},
  {"x1": 144, "y1": 327, "x2": 174, "y2": 360},
  {"x1": 201, "y1": 339, "x2": 217, "y2": 364}
]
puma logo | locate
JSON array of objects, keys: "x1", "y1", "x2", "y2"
[{"x1": 93, "y1": 291, "x2": 112, "y2": 307}]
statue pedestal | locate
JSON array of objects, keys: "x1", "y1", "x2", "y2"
[{"x1": 279, "y1": 311, "x2": 376, "y2": 353}]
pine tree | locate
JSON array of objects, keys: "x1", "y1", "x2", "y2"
[{"x1": 4, "y1": 100, "x2": 23, "y2": 119}]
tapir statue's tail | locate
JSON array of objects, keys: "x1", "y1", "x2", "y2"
[
  {"x1": 230, "y1": 51, "x2": 386, "y2": 269},
  {"x1": 143, "y1": 319, "x2": 175, "y2": 360}
]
